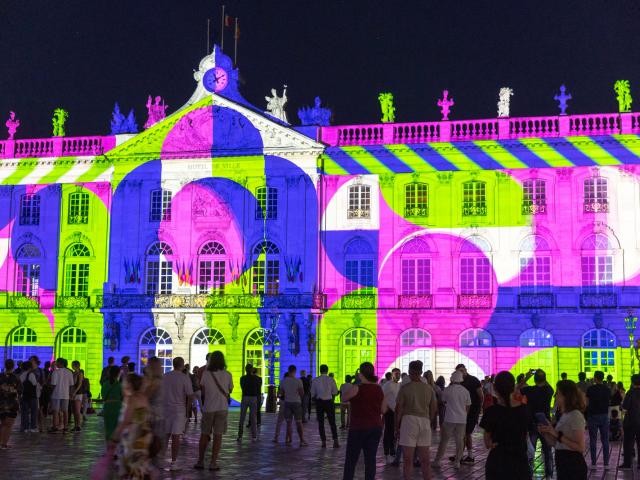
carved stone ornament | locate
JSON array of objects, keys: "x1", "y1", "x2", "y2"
[
  {"x1": 437, "y1": 172, "x2": 453, "y2": 184},
  {"x1": 265, "y1": 85, "x2": 289, "y2": 123},
  {"x1": 469, "y1": 314, "x2": 479, "y2": 328},
  {"x1": 228, "y1": 312, "x2": 240, "y2": 342},
  {"x1": 67, "y1": 311, "x2": 77, "y2": 327},
  {"x1": 123, "y1": 313, "x2": 132, "y2": 340},
  {"x1": 379, "y1": 173, "x2": 395, "y2": 187},
  {"x1": 153, "y1": 313, "x2": 161, "y2": 328},
  {"x1": 411, "y1": 313, "x2": 420, "y2": 328},
  {"x1": 556, "y1": 168, "x2": 572, "y2": 181},
  {"x1": 530, "y1": 313, "x2": 540, "y2": 329},
  {"x1": 352, "y1": 313, "x2": 362, "y2": 328},
  {"x1": 175, "y1": 312, "x2": 186, "y2": 340},
  {"x1": 17, "y1": 312, "x2": 27, "y2": 327},
  {"x1": 593, "y1": 312, "x2": 604, "y2": 329}
]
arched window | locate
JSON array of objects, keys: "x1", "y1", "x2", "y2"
[
  {"x1": 198, "y1": 241, "x2": 226, "y2": 294},
  {"x1": 522, "y1": 179, "x2": 546, "y2": 215},
  {"x1": 252, "y1": 241, "x2": 280, "y2": 295},
  {"x1": 68, "y1": 191, "x2": 89, "y2": 224},
  {"x1": 519, "y1": 235, "x2": 551, "y2": 293},
  {"x1": 462, "y1": 181, "x2": 487, "y2": 216},
  {"x1": 348, "y1": 184, "x2": 371, "y2": 219},
  {"x1": 343, "y1": 328, "x2": 375, "y2": 380},
  {"x1": 149, "y1": 189, "x2": 172, "y2": 222},
  {"x1": 582, "y1": 329, "x2": 617, "y2": 375},
  {"x1": 64, "y1": 243, "x2": 90, "y2": 297},
  {"x1": 401, "y1": 238, "x2": 431, "y2": 295},
  {"x1": 398, "y1": 328, "x2": 432, "y2": 374},
  {"x1": 459, "y1": 328, "x2": 492, "y2": 379},
  {"x1": 584, "y1": 177, "x2": 608, "y2": 213},
  {"x1": 345, "y1": 237, "x2": 375, "y2": 295},
  {"x1": 519, "y1": 328, "x2": 554, "y2": 347},
  {"x1": 581, "y1": 234, "x2": 613, "y2": 293},
  {"x1": 244, "y1": 329, "x2": 279, "y2": 392},
  {"x1": 460, "y1": 236, "x2": 491, "y2": 295},
  {"x1": 20, "y1": 194, "x2": 41, "y2": 225},
  {"x1": 404, "y1": 183, "x2": 428, "y2": 218},
  {"x1": 57, "y1": 327, "x2": 88, "y2": 374},
  {"x1": 518, "y1": 328, "x2": 556, "y2": 385},
  {"x1": 139, "y1": 327, "x2": 173, "y2": 373},
  {"x1": 16, "y1": 244, "x2": 41, "y2": 298},
  {"x1": 255, "y1": 186, "x2": 278, "y2": 220},
  {"x1": 146, "y1": 242, "x2": 173, "y2": 295},
  {"x1": 190, "y1": 328, "x2": 226, "y2": 367},
  {"x1": 8, "y1": 327, "x2": 37, "y2": 363}
]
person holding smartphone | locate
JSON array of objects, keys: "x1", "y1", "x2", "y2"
[{"x1": 521, "y1": 369, "x2": 554, "y2": 478}]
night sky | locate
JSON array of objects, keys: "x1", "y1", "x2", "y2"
[{"x1": 2, "y1": 1, "x2": 640, "y2": 138}]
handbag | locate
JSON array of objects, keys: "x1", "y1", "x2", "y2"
[{"x1": 210, "y1": 371, "x2": 231, "y2": 405}]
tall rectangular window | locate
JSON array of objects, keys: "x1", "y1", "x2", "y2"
[
  {"x1": 256, "y1": 187, "x2": 277, "y2": 220},
  {"x1": 460, "y1": 257, "x2": 491, "y2": 294},
  {"x1": 20, "y1": 194, "x2": 41, "y2": 225},
  {"x1": 522, "y1": 179, "x2": 546, "y2": 215},
  {"x1": 462, "y1": 181, "x2": 487, "y2": 216},
  {"x1": 68, "y1": 192, "x2": 89, "y2": 225},
  {"x1": 146, "y1": 260, "x2": 173, "y2": 294},
  {"x1": 581, "y1": 255, "x2": 613, "y2": 292},
  {"x1": 519, "y1": 256, "x2": 551, "y2": 292},
  {"x1": 64, "y1": 263, "x2": 89, "y2": 296},
  {"x1": 150, "y1": 189, "x2": 172, "y2": 221},
  {"x1": 252, "y1": 260, "x2": 279, "y2": 295},
  {"x1": 404, "y1": 183, "x2": 428, "y2": 217},
  {"x1": 584, "y1": 177, "x2": 608, "y2": 213},
  {"x1": 17, "y1": 263, "x2": 40, "y2": 297},
  {"x1": 348, "y1": 185, "x2": 371, "y2": 219},
  {"x1": 401, "y1": 259, "x2": 431, "y2": 294},
  {"x1": 345, "y1": 259, "x2": 374, "y2": 294},
  {"x1": 198, "y1": 260, "x2": 225, "y2": 293}
]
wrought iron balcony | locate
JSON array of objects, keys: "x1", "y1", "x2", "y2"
[
  {"x1": 403, "y1": 206, "x2": 429, "y2": 218},
  {"x1": 457, "y1": 294, "x2": 492, "y2": 309},
  {"x1": 580, "y1": 292, "x2": 617, "y2": 308},
  {"x1": 583, "y1": 201, "x2": 609, "y2": 213},
  {"x1": 8, "y1": 295, "x2": 40, "y2": 309},
  {"x1": 347, "y1": 208, "x2": 371, "y2": 219},
  {"x1": 398, "y1": 294, "x2": 433, "y2": 309},
  {"x1": 341, "y1": 294, "x2": 376, "y2": 309},
  {"x1": 518, "y1": 293, "x2": 555, "y2": 308},
  {"x1": 462, "y1": 203, "x2": 487, "y2": 217},
  {"x1": 56, "y1": 296, "x2": 89, "y2": 309},
  {"x1": 521, "y1": 203, "x2": 547, "y2": 215}
]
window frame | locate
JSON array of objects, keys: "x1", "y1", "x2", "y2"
[
  {"x1": 462, "y1": 180, "x2": 487, "y2": 217},
  {"x1": 404, "y1": 183, "x2": 429, "y2": 218},
  {"x1": 347, "y1": 184, "x2": 371, "y2": 219},
  {"x1": 68, "y1": 191, "x2": 90, "y2": 225},
  {"x1": 19, "y1": 193, "x2": 41, "y2": 225}
]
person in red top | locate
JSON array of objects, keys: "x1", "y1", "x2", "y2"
[{"x1": 341, "y1": 362, "x2": 388, "y2": 480}]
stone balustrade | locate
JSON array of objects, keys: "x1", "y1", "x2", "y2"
[
  {"x1": 320, "y1": 112, "x2": 640, "y2": 147},
  {"x1": 0, "y1": 135, "x2": 116, "y2": 159}
]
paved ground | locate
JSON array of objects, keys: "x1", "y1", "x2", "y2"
[{"x1": 1, "y1": 409, "x2": 637, "y2": 479}]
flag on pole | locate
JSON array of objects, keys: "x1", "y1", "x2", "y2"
[
  {"x1": 235, "y1": 18, "x2": 240, "y2": 39},
  {"x1": 224, "y1": 14, "x2": 233, "y2": 27}
]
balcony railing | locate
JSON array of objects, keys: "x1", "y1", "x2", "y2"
[
  {"x1": 347, "y1": 208, "x2": 371, "y2": 219},
  {"x1": 56, "y1": 296, "x2": 90, "y2": 309},
  {"x1": 580, "y1": 293, "x2": 617, "y2": 308},
  {"x1": 521, "y1": 203, "x2": 547, "y2": 215},
  {"x1": 341, "y1": 294, "x2": 376, "y2": 309},
  {"x1": 319, "y1": 112, "x2": 640, "y2": 147},
  {"x1": 457, "y1": 294, "x2": 492, "y2": 309},
  {"x1": 462, "y1": 203, "x2": 487, "y2": 217},
  {"x1": 398, "y1": 294, "x2": 433, "y2": 309},
  {"x1": 583, "y1": 201, "x2": 609, "y2": 213},
  {"x1": 101, "y1": 293, "x2": 326, "y2": 310},
  {"x1": 8, "y1": 295, "x2": 40, "y2": 309},
  {"x1": 404, "y1": 206, "x2": 429, "y2": 218},
  {"x1": 518, "y1": 293, "x2": 555, "y2": 308},
  {"x1": 0, "y1": 135, "x2": 116, "y2": 159}
]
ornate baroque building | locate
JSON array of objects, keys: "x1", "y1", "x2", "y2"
[{"x1": 1, "y1": 46, "x2": 640, "y2": 395}]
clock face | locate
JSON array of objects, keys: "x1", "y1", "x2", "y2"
[{"x1": 203, "y1": 67, "x2": 228, "y2": 93}]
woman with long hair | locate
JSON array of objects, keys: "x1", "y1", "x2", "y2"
[
  {"x1": 539, "y1": 380, "x2": 587, "y2": 479},
  {"x1": 479, "y1": 371, "x2": 530, "y2": 479},
  {"x1": 424, "y1": 370, "x2": 440, "y2": 430},
  {"x1": 101, "y1": 365, "x2": 123, "y2": 441},
  {"x1": 341, "y1": 362, "x2": 387, "y2": 480}
]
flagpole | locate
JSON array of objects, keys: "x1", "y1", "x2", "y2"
[
  {"x1": 207, "y1": 18, "x2": 210, "y2": 55},
  {"x1": 220, "y1": 4, "x2": 225, "y2": 51},
  {"x1": 234, "y1": 17, "x2": 239, "y2": 67}
]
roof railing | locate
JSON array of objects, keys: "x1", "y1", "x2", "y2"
[{"x1": 0, "y1": 135, "x2": 116, "y2": 159}]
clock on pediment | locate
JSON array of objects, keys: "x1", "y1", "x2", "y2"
[{"x1": 203, "y1": 66, "x2": 229, "y2": 93}]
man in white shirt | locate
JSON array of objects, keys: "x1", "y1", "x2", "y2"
[
  {"x1": 280, "y1": 364, "x2": 307, "y2": 446},
  {"x1": 162, "y1": 357, "x2": 194, "y2": 471},
  {"x1": 49, "y1": 358, "x2": 74, "y2": 433},
  {"x1": 194, "y1": 351, "x2": 233, "y2": 471},
  {"x1": 310, "y1": 364, "x2": 339, "y2": 448},
  {"x1": 432, "y1": 371, "x2": 471, "y2": 469},
  {"x1": 382, "y1": 368, "x2": 401, "y2": 463}
]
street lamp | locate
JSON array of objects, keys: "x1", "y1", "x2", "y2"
[
  {"x1": 624, "y1": 310, "x2": 638, "y2": 373},
  {"x1": 265, "y1": 308, "x2": 281, "y2": 386}
]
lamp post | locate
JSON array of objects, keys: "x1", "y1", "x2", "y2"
[
  {"x1": 624, "y1": 310, "x2": 638, "y2": 374},
  {"x1": 264, "y1": 308, "x2": 280, "y2": 413}
]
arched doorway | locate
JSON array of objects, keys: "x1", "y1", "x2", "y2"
[
  {"x1": 244, "y1": 329, "x2": 280, "y2": 391},
  {"x1": 139, "y1": 327, "x2": 173, "y2": 373},
  {"x1": 190, "y1": 328, "x2": 226, "y2": 368},
  {"x1": 398, "y1": 328, "x2": 433, "y2": 374},
  {"x1": 459, "y1": 328, "x2": 492, "y2": 379},
  {"x1": 342, "y1": 328, "x2": 375, "y2": 380},
  {"x1": 57, "y1": 327, "x2": 88, "y2": 374}
]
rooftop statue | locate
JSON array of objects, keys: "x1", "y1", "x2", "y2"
[
  {"x1": 297, "y1": 96, "x2": 331, "y2": 126},
  {"x1": 265, "y1": 85, "x2": 288, "y2": 123},
  {"x1": 111, "y1": 103, "x2": 139, "y2": 135},
  {"x1": 52, "y1": 108, "x2": 68, "y2": 137},
  {"x1": 144, "y1": 95, "x2": 168, "y2": 129},
  {"x1": 437, "y1": 90, "x2": 455, "y2": 121},
  {"x1": 378, "y1": 92, "x2": 396, "y2": 123},
  {"x1": 614, "y1": 80, "x2": 632, "y2": 113},
  {"x1": 497, "y1": 87, "x2": 514, "y2": 118},
  {"x1": 125, "y1": 109, "x2": 138, "y2": 134},
  {"x1": 554, "y1": 85, "x2": 572, "y2": 115},
  {"x1": 5, "y1": 111, "x2": 20, "y2": 140}
]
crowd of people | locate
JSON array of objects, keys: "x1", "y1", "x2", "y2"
[{"x1": 1, "y1": 351, "x2": 640, "y2": 479}]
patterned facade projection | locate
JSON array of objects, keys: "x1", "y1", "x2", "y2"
[{"x1": 1, "y1": 46, "x2": 640, "y2": 395}]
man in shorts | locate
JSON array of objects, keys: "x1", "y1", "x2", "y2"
[
  {"x1": 280, "y1": 364, "x2": 307, "y2": 446},
  {"x1": 162, "y1": 357, "x2": 194, "y2": 471},
  {"x1": 395, "y1": 360, "x2": 437, "y2": 480},
  {"x1": 455, "y1": 364, "x2": 483, "y2": 464},
  {"x1": 48, "y1": 358, "x2": 74, "y2": 433}
]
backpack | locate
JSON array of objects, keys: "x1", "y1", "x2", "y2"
[{"x1": 22, "y1": 373, "x2": 36, "y2": 399}]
